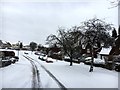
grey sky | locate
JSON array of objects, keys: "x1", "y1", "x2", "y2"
[{"x1": 0, "y1": 0, "x2": 118, "y2": 45}]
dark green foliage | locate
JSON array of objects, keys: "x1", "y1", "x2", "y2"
[
  {"x1": 118, "y1": 25, "x2": 120, "y2": 36},
  {"x1": 30, "y1": 42, "x2": 37, "y2": 51},
  {"x1": 19, "y1": 42, "x2": 23, "y2": 49},
  {"x1": 112, "y1": 28, "x2": 117, "y2": 38}
]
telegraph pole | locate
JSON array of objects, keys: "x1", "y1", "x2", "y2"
[{"x1": 17, "y1": 41, "x2": 20, "y2": 58}]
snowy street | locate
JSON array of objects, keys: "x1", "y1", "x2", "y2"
[
  {"x1": 0, "y1": 50, "x2": 60, "y2": 89},
  {"x1": 0, "y1": 52, "x2": 32, "y2": 88},
  {"x1": 0, "y1": 50, "x2": 118, "y2": 89},
  {"x1": 0, "y1": 0, "x2": 119, "y2": 89}
]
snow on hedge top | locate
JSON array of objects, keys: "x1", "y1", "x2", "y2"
[{"x1": 99, "y1": 47, "x2": 112, "y2": 55}]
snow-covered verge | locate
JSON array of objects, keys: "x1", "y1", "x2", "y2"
[
  {"x1": 0, "y1": 51, "x2": 32, "y2": 89},
  {"x1": 30, "y1": 53, "x2": 118, "y2": 88}
]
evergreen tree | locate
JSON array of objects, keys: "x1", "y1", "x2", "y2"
[
  {"x1": 112, "y1": 28, "x2": 117, "y2": 38},
  {"x1": 118, "y1": 25, "x2": 120, "y2": 36},
  {"x1": 19, "y1": 42, "x2": 23, "y2": 49},
  {"x1": 30, "y1": 42, "x2": 37, "y2": 52}
]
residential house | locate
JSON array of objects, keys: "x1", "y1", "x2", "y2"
[
  {"x1": 47, "y1": 44, "x2": 62, "y2": 60},
  {"x1": 0, "y1": 40, "x2": 11, "y2": 49}
]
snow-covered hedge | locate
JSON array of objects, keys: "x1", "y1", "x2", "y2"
[
  {"x1": 84, "y1": 57, "x2": 105, "y2": 65},
  {"x1": 94, "y1": 58, "x2": 105, "y2": 64}
]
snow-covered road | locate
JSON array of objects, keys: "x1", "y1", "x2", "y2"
[
  {"x1": 0, "y1": 50, "x2": 60, "y2": 89},
  {"x1": 23, "y1": 55, "x2": 41, "y2": 88},
  {"x1": 0, "y1": 50, "x2": 118, "y2": 89}
]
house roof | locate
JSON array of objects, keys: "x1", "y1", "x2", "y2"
[
  {"x1": 99, "y1": 47, "x2": 112, "y2": 55},
  {"x1": 43, "y1": 45, "x2": 49, "y2": 48}
]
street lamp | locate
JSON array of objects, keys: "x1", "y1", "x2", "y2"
[{"x1": 17, "y1": 41, "x2": 20, "y2": 57}]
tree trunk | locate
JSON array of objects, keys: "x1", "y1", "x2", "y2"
[
  {"x1": 69, "y1": 50, "x2": 73, "y2": 66},
  {"x1": 89, "y1": 47, "x2": 94, "y2": 72},
  {"x1": 70, "y1": 57, "x2": 73, "y2": 66}
]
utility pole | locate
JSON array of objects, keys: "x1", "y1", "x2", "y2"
[{"x1": 18, "y1": 41, "x2": 20, "y2": 58}]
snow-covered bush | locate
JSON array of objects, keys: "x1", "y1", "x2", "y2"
[{"x1": 94, "y1": 58, "x2": 105, "y2": 65}]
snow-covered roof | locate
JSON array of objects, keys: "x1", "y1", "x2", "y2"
[
  {"x1": 0, "y1": 49, "x2": 8, "y2": 51},
  {"x1": 0, "y1": 48, "x2": 17, "y2": 51},
  {"x1": 99, "y1": 47, "x2": 112, "y2": 55},
  {"x1": 2, "y1": 41, "x2": 7, "y2": 44},
  {"x1": 43, "y1": 45, "x2": 49, "y2": 48}
]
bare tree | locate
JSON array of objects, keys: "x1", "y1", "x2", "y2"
[
  {"x1": 81, "y1": 18, "x2": 113, "y2": 72},
  {"x1": 46, "y1": 27, "x2": 83, "y2": 66},
  {"x1": 108, "y1": 0, "x2": 120, "y2": 8}
]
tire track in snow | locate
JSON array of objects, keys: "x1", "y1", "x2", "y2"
[
  {"x1": 23, "y1": 55, "x2": 41, "y2": 88},
  {"x1": 26, "y1": 56, "x2": 67, "y2": 90}
]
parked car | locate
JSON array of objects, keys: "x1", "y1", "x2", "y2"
[
  {"x1": 1, "y1": 59, "x2": 12, "y2": 67},
  {"x1": 38, "y1": 54, "x2": 47, "y2": 61},
  {"x1": 46, "y1": 57, "x2": 53, "y2": 63},
  {"x1": 83, "y1": 57, "x2": 92, "y2": 65},
  {"x1": 64, "y1": 56, "x2": 70, "y2": 61},
  {"x1": 84, "y1": 57, "x2": 105, "y2": 67},
  {"x1": 63, "y1": 56, "x2": 80, "y2": 63},
  {"x1": 115, "y1": 63, "x2": 120, "y2": 72},
  {"x1": 114, "y1": 55, "x2": 120, "y2": 72},
  {"x1": 24, "y1": 52, "x2": 28, "y2": 54},
  {"x1": 34, "y1": 52, "x2": 41, "y2": 55},
  {"x1": 0, "y1": 51, "x2": 19, "y2": 67},
  {"x1": 9, "y1": 56, "x2": 19, "y2": 63}
]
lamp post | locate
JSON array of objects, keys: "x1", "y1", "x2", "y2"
[{"x1": 17, "y1": 41, "x2": 20, "y2": 57}]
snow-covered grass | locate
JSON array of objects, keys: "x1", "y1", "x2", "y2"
[
  {"x1": 39, "y1": 62, "x2": 118, "y2": 88},
  {"x1": 31, "y1": 53, "x2": 118, "y2": 88}
]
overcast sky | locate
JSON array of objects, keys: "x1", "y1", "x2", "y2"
[{"x1": 0, "y1": 0, "x2": 118, "y2": 45}]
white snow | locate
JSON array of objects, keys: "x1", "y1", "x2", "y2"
[
  {"x1": 31, "y1": 53, "x2": 118, "y2": 88},
  {"x1": 43, "y1": 45, "x2": 49, "y2": 48},
  {"x1": 0, "y1": 49, "x2": 118, "y2": 89},
  {"x1": 85, "y1": 57, "x2": 91, "y2": 60},
  {"x1": 84, "y1": 56, "x2": 105, "y2": 64},
  {"x1": 47, "y1": 57, "x2": 56, "y2": 62},
  {"x1": 94, "y1": 58, "x2": 105, "y2": 64},
  {"x1": 99, "y1": 47, "x2": 112, "y2": 55},
  {"x1": 64, "y1": 56, "x2": 70, "y2": 59},
  {"x1": 0, "y1": 55, "x2": 32, "y2": 88},
  {"x1": 0, "y1": 50, "x2": 59, "y2": 89},
  {"x1": 0, "y1": 49, "x2": 19, "y2": 56}
]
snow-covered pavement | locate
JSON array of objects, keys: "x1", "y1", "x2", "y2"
[
  {"x1": 0, "y1": 50, "x2": 118, "y2": 89},
  {"x1": 0, "y1": 54, "x2": 32, "y2": 88}
]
